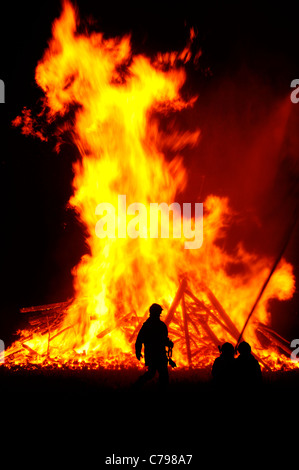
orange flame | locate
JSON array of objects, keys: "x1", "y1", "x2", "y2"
[{"x1": 7, "y1": 0, "x2": 297, "y2": 371}]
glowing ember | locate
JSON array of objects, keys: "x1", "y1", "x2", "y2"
[{"x1": 7, "y1": 0, "x2": 297, "y2": 371}]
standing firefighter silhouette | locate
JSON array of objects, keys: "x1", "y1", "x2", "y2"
[{"x1": 135, "y1": 303, "x2": 174, "y2": 388}]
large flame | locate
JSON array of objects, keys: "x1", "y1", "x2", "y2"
[{"x1": 7, "y1": 1, "x2": 297, "y2": 370}]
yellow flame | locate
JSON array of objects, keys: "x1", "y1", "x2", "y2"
[{"x1": 6, "y1": 0, "x2": 297, "y2": 371}]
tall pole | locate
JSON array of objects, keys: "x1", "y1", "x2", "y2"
[{"x1": 236, "y1": 209, "x2": 298, "y2": 350}]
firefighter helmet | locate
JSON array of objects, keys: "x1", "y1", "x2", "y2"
[{"x1": 149, "y1": 303, "x2": 163, "y2": 317}]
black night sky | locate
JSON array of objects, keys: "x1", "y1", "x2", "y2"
[{"x1": 1, "y1": 0, "x2": 299, "y2": 349}]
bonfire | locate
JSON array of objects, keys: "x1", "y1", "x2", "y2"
[{"x1": 4, "y1": 0, "x2": 297, "y2": 372}]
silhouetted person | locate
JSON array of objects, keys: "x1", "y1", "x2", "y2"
[
  {"x1": 236, "y1": 341, "x2": 262, "y2": 388},
  {"x1": 135, "y1": 303, "x2": 173, "y2": 389},
  {"x1": 212, "y1": 342, "x2": 236, "y2": 388}
]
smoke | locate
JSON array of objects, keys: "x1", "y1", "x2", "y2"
[{"x1": 186, "y1": 64, "x2": 299, "y2": 257}]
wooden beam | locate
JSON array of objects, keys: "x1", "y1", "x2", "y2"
[
  {"x1": 203, "y1": 286, "x2": 240, "y2": 340},
  {"x1": 20, "y1": 300, "x2": 72, "y2": 314},
  {"x1": 187, "y1": 312, "x2": 219, "y2": 348},
  {"x1": 256, "y1": 325, "x2": 292, "y2": 356},
  {"x1": 186, "y1": 291, "x2": 235, "y2": 340},
  {"x1": 46, "y1": 315, "x2": 50, "y2": 357},
  {"x1": 186, "y1": 287, "x2": 271, "y2": 371},
  {"x1": 128, "y1": 310, "x2": 148, "y2": 343},
  {"x1": 197, "y1": 319, "x2": 220, "y2": 348},
  {"x1": 22, "y1": 344, "x2": 40, "y2": 356},
  {"x1": 164, "y1": 278, "x2": 187, "y2": 326},
  {"x1": 49, "y1": 325, "x2": 73, "y2": 342},
  {"x1": 258, "y1": 323, "x2": 291, "y2": 349},
  {"x1": 181, "y1": 293, "x2": 192, "y2": 368},
  {"x1": 96, "y1": 312, "x2": 132, "y2": 340}
]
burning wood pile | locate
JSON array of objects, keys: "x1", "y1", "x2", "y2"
[
  {"x1": 4, "y1": 278, "x2": 293, "y2": 370},
  {"x1": 5, "y1": 2, "x2": 297, "y2": 372}
]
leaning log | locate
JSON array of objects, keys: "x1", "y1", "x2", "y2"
[
  {"x1": 164, "y1": 278, "x2": 187, "y2": 326},
  {"x1": 49, "y1": 325, "x2": 74, "y2": 342},
  {"x1": 186, "y1": 287, "x2": 271, "y2": 370},
  {"x1": 197, "y1": 318, "x2": 220, "y2": 348},
  {"x1": 181, "y1": 293, "x2": 192, "y2": 367},
  {"x1": 186, "y1": 305, "x2": 220, "y2": 348},
  {"x1": 22, "y1": 344, "x2": 40, "y2": 356},
  {"x1": 256, "y1": 324, "x2": 292, "y2": 356},
  {"x1": 20, "y1": 300, "x2": 72, "y2": 314},
  {"x1": 236, "y1": 207, "x2": 299, "y2": 347},
  {"x1": 203, "y1": 286, "x2": 240, "y2": 340},
  {"x1": 186, "y1": 290, "x2": 235, "y2": 340},
  {"x1": 96, "y1": 312, "x2": 132, "y2": 340},
  {"x1": 128, "y1": 310, "x2": 149, "y2": 343}
]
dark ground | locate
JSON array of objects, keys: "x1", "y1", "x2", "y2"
[
  {"x1": 1, "y1": 366, "x2": 298, "y2": 467},
  {"x1": 1, "y1": 1, "x2": 299, "y2": 465}
]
